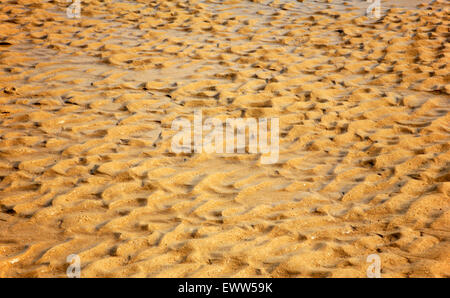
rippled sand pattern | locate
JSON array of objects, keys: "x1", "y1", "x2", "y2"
[{"x1": 0, "y1": 0, "x2": 449, "y2": 277}]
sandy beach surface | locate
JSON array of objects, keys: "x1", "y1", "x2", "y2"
[{"x1": 0, "y1": 0, "x2": 449, "y2": 277}]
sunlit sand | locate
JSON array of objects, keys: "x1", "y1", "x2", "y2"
[{"x1": 0, "y1": 0, "x2": 449, "y2": 277}]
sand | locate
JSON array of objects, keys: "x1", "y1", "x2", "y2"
[{"x1": 0, "y1": 0, "x2": 449, "y2": 278}]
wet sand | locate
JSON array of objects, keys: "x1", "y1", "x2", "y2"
[{"x1": 0, "y1": 0, "x2": 449, "y2": 277}]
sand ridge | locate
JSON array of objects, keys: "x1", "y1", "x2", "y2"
[{"x1": 0, "y1": 0, "x2": 449, "y2": 277}]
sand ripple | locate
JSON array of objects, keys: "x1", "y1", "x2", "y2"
[{"x1": 0, "y1": 0, "x2": 449, "y2": 277}]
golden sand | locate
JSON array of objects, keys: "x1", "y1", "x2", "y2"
[{"x1": 0, "y1": 0, "x2": 449, "y2": 277}]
